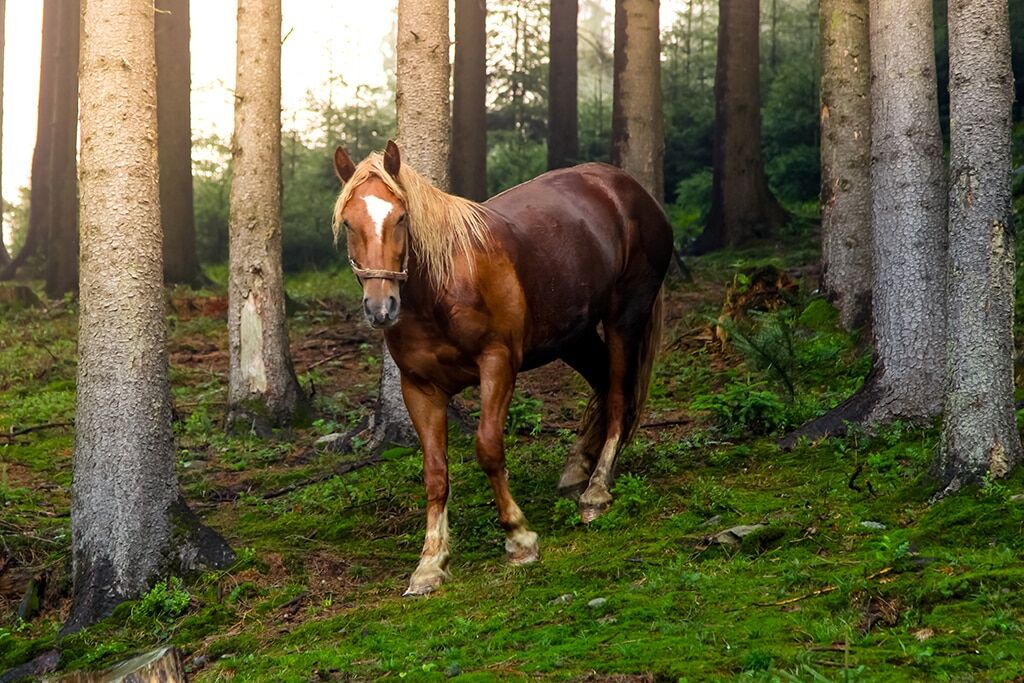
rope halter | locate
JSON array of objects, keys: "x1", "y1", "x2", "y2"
[{"x1": 348, "y1": 258, "x2": 408, "y2": 282}]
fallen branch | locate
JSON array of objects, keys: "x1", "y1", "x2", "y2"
[
  {"x1": 1, "y1": 422, "x2": 74, "y2": 441},
  {"x1": 756, "y1": 567, "x2": 893, "y2": 607}
]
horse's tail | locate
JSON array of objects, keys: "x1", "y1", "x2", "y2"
[{"x1": 624, "y1": 289, "x2": 663, "y2": 445}]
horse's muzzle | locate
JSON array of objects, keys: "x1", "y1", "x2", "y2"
[{"x1": 364, "y1": 295, "x2": 400, "y2": 329}]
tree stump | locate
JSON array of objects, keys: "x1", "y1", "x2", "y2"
[{"x1": 50, "y1": 647, "x2": 187, "y2": 683}]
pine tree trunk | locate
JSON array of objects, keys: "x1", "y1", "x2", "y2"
[
  {"x1": 227, "y1": 0, "x2": 303, "y2": 432},
  {"x1": 611, "y1": 0, "x2": 664, "y2": 203},
  {"x1": 157, "y1": 0, "x2": 202, "y2": 285},
  {"x1": 935, "y1": 0, "x2": 1021, "y2": 494},
  {"x1": 451, "y1": 0, "x2": 487, "y2": 200},
  {"x1": 819, "y1": 0, "x2": 872, "y2": 331},
  {"x1": 548, "y1": 0, "x2": 579, "y2": 170},
  {"x1": 363, "y1": 0, "x2": 454, "y2": 451},
  {"x1": 0, "y1": 0, "x2": 8, "y2": 268},
  {"x1": 1, "y1": 0, "x2": 58, "y2": 280},
  {"x1": 779, "y1": 0, "x2": 947, "y2": 448},
  {"x1": 696, "y1": 0, "x2": 787, "y2": 252},
  {"x1": 44, "y1": 0, "x2": 80, "y2": 300},
  {"x1": 68, "y1": 0, "x2": 233, "y2": 633},
  {"x1": 865, "y1": 0, "x2": 947, "y2": 421}
]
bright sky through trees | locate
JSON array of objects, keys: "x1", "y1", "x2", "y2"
[
  {"x1": 1, "y1": 0, "x2": 396, "y2": 242},
  {"x1": 0, "y1": 0, "x2": 685, "y2": 247}
]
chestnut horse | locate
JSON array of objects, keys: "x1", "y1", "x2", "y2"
[{"x1": 332, "y1": 141, "x2": 671, "y2": 595}]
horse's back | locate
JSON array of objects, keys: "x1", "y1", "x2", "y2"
[{"x1": 481, "y1": 164, "x2": 672, "y2": 363}]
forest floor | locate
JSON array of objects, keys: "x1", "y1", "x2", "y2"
[{"x1": 2, "y1": 239, "x2": 1024, "y2": 682}]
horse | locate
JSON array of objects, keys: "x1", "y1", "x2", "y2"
[{"x1": 332, "y1": 141, "x2": 672, "y2": 595}]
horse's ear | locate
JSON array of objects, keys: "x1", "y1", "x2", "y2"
[
  {"x1": 383, "y1": 140, "x2": 401, "y2": 178},
  {"x1": 333, "y1": 146, "x2": 356, "y2": 184}
]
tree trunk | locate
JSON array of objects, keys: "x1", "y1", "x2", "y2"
[
  {"x1": 1, "y1": 0, "x2": 58, "y2": 280},
  {"x1": 68, "y1": 0, "x2": 233, "y2": 633},
  {"x1": 935, "y1": 0, "x2": 1021, "y2": 494},
  {"x1": 0, "y1": 0, "x2": 8, "y2": 268},
  {"x1": 780, "y1": 0, "x2": 947, "y2": 448},
  {"x1": 227, "y1": 0, "x2": 304, "y2": 432},
  {"x1": 611, "y1": 0, "x2": 664, "y2": 203},
  {"x1": 819, "y1": 0, "x2": 872, "y2": 331},
  {"x1": 548, "y1": 0, "x2": 579, "y2": 170},
  {"x1": 451, "y1": 0, "x2": 487, "y2": 200},
  {"x1": 44, "y1": 0, "x2": 80, "y2": 300},
  {"x1": 157, "y1": 0, "x2": 202, "y2": 285},
  {"x1": 367, "y1": 0, "x2": 454, "y2": 451},
  {"x1": 695, "y1": 0, "x2": 786, "y2": 252}
]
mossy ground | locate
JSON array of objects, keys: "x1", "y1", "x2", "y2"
[{"x1": 3, "y1": 246, "x2": 1024, "y2": 682}]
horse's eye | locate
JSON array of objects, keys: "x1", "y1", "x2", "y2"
[
  {"x1": 397, "y1": 213, "x2": 408, "y2": 225},
  {"x1": 342, "y1": 219, "x2": 351, "y2": 230}
]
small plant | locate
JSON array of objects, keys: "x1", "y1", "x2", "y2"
[
  {"x1": 132, "y1": 577, "x2": 192, "y2": 625},
  {"x1": 692, "y1": 380, "x2": 788, "y2": 436},
  {"x1": 552, "y1": 497, "x2": 581, "y2": 528}
]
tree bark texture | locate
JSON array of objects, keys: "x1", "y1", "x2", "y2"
[
  {"x1": 156, "y1": 0, "x2": 202, "y2": 285},
  {"x1": 370, "y1": 0, "x2": 455, "y2": 449},
  {"x1": 548, "y1": 0, "x2": 578, "y2": 170},
  {"x1": 44, "y1": 0, "x2": 80, "y2": 299},
  {"x1": 611, "y1": 0, "x2": 664, "y2": 203},
  {"x1": 865, "y1": 0, "x2": 947, "y2": 422},
  {"x1": 779, "y1": 0, "x2": 947, "y2": 449},
  {"x1": 1, "y1": 0, "x2": 58, "y2": 279},
  {"x1": 228, "y1": 0, "x2": 303, "y2": 430},
  {"x1": 819, "y1": 0, "x2": 871, "y2": 331},
  {"x1": 696, "y1": 0, "x2": 786, "y2": 252},
  {"x1": 451, "y1": 0, "x2": 487, "y2": 200},
  {"x1": 69, "y1": 0, "x2": 232, "y2": 633},
  {"x1": 0, "y1": 0, "x2": 8, "y2": 267},
  {"x1": 936, "y1": 0, "x2": 1021, "y2": 493}
]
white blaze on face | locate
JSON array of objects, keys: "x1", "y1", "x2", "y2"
[{"x1": 363, "y1": 194, "x2": 395, "y2": 238}]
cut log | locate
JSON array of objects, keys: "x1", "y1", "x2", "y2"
[{"x1": 49, "y1": 647, "x2": 187, "y2": 683}]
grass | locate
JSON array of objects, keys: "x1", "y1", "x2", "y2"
[{"x1": 3, "y1": 251, "x2": 1024, "y2": 682}]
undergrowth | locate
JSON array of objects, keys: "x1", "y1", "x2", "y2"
[{"x1": 2, "y1": 252, "x2": 1024, "y2": 681}]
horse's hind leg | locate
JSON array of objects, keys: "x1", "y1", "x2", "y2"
[
  {"x1": 580, "y1": 294, "x2": 661, "y2": 523},
  {"x1": 558, "y1": 330, "x2": 609, "y2": 498},
  {"x1": 477, "y1": 349, "x2": 539, "y2": 564}
]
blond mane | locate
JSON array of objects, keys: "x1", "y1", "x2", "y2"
[{"x1": 332, "y1": 152, "x2": 491, "y2": 290}]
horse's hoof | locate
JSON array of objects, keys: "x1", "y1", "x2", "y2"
[
  {"x1": 580, "y1": 502, "x2": 610, "y2": 524},
  {"x1": 403, "y1": 582, "x2": 438, "y2": 597},
  {"x1": 506, "y1": 530, "x2": 539, "y2": 565},
  {"x1": 403, "y1": 564, "x2": 448, "y2": 596}
]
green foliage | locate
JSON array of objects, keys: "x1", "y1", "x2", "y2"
[
  {"x1": 692, "y1": 380, "x2": 789, "y2": 436},
  {"x1": 668, "y1": 169, "x2": 713, "y2": 248},
  {"x1": 131, "y1": 577, "x2": 192, "y2": 626}
]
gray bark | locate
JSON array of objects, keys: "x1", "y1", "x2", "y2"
[
  {"x1": 227, "y1": 0, "x2": 303, "y2": 431},
  {"x1": 366, "y1": 0, "x2": 454, "y2": 449},
  {"x1": 548, "y1": 0, "x2": 578, "y2": 170},
  {"x1": 451, "y1": 0, "x2": 487, "y2": 200},
  {"x1": 865, "y1": 0, "x2": 947, "y2": 422},
  {"x1": 936, "y1": 0, "x2": 1021, "y2": 493},
  {"x1": 68, "y1": 0, "x2": 232, "y2": 633},
  {"x1": 157, "y1": 0, "x2": 202, "y2": 285},
  {"x1": 819, "y1": 0, "x2": 872, "y2": 331},
  {"x1": 611, "y1": 0, "x2": 664, "y2": 203},
  {"x1": 779, "y1": 0, "x2": 947, "y2": 448}
]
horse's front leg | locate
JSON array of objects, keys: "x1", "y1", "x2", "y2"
[
  {"x1": 401, "y1": 375, "x2": 452, "y2": 596},
  {"x1": 477, "y1": 350, "x2": 539, "y2": 565}
]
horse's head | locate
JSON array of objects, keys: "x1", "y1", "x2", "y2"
[{"x1": 334, "y1": 141, "x2": 409, "y2": 329}]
